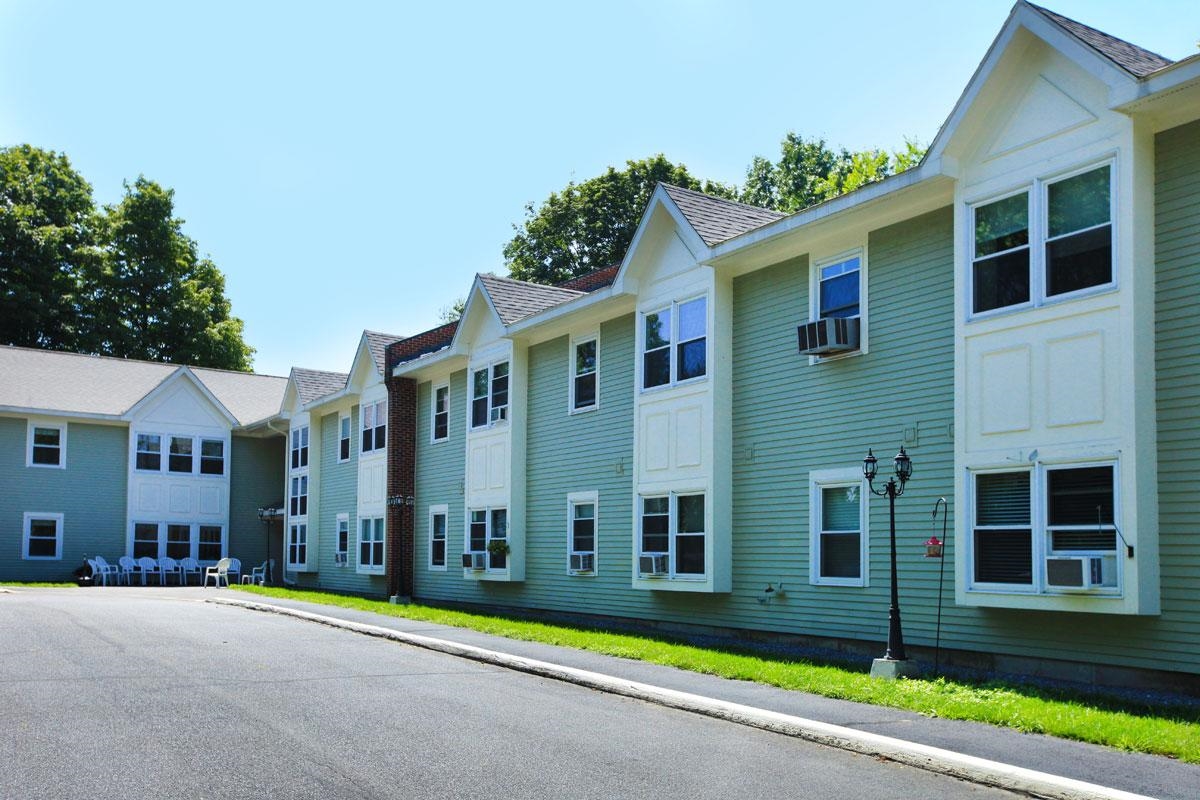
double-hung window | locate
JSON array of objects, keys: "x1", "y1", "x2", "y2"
[
  {"x1": 290, "y1": 426, "x2": 309, "y2": 470},
  {"x1": 809, "y1": 470, "x2": 867, "y2": 586},
  {"x1": 338, "y1": 415, "x2": 352, "y2": 462},
  {"x1": 198, "y1": 525, "x2": 222, "y2": 561},
  {"x1": 466, "y1": 507, "x2": 508, "y2": 570},
  {"x1": 570, "y1": 336, "x2": 598, "y2": 412},
  {"x1": 432, "y1": 385, "x2": 449, "y2": 441},
  {"x1": 135, "y1": 433, "x2": 161, "y2": 471},
  {"x1": 642, "y1": 297, "x2": 706, "y2": 390},
  {"x1": 289, "y1": 475, "x2": 308, "y2": 517},
  {"x1": 470, "y1": 362, "x2": 509, "y2": 428},
  {"x1": 335, "y1": 514, "x2": 349, "y2": 565},
  {"x1": 22, "y1": 513, "x2": 63, "y2": 559},
  {"x1": 359, "y1": 517, "x2": 385, "y2": 572},
  {"x1": 568, "y1": 493, "x2": 597, "y2": 574},
  {"x1": 429, "y1": 505, "x2": 447, "y2": 569},
  {"x1": 288, "y1": 523, "x2": 307, "y2": 567},
  {"x1": 166, "y1": 524, "x2": 191, "y2": 559},
  {"x1": 133, "y1": 522, "x2": 160, "y2": 559},
  {"x1": 28, "y1": 423, "x2": 65, "y2": 468},
  {"x1": 361, "y1": 400, "x2": 386, "y2": 454},
  {"x1": 168, "y1": 436, "x2": 193, "y2": 473},
  {"x1": 971, "y1": 462, "x2": 1119, "y2": 594},
  {"x1": 199, "y1": 439, "x2": 224, "y2": 475},
  {"x1": 971, "y1": 163, "x2": 1113, "y2": 316},
  {"x1": 818, "y1": 254, "x2": 861, "y2": 320},
  {"x1": 638, "y1": 493, "x2": 705, "y2": 578}
]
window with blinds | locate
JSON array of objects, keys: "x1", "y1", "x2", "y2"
[{"x1": 973, "y1": 471, "x2": 1033, "y2": 585}]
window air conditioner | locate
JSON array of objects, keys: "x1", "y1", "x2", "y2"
[
  {"x1": 797, "y1": 317, "x2": 860, "y2": 355},
  {"x1": 1045, "y1": 556, "x2": 1112, "y2": 590},
  {"x1": 333, "y1": 553, "x2": 347, "y2": 565},
  {"x1": 490, "y1": 406, "x2": 508, "y2": 423},
  {"x1": 638, "y1": 554, "x2": 668, "y2": 576},
  {"x1": 570, "y1": 553, "x2": 594, "y2": 573},
  {"x1": 462, "y1": 552, "x2": 487, "y2": 570}
]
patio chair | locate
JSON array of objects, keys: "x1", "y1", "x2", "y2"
[
  {"x1": 92, "y1": 556, "x2": 119, "y2": 586},
  {"x1": 241, "y1": 559, "x2": 273, "y2": 586},
  {"x1": 227, "y1": 558, "x2": 242, "y2": 585},
  {"x1": 179, "y1": 557, "x2": 201, "y2": 586},
  {"x1": 157, "y1": 557, "x2": 181, "y2": 586},
  {"x1": 203, "y1": 557, "x2": 232, "y2": 588},
  {"x1": 117, "y1": 556, "x2": 139, "y2": 586},
  {"x1": 136, "y1": 556, "x2": 160, "y2": 586}
]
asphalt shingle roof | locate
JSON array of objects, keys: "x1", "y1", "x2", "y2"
[
  {"x1": 660, "y1": 184, "x2": 785, "y2": 247},
  {"x1": 1029, "y1": 3, "x2": 1173, "y2": 78},
  {"x1": 363, "y1": 331, "x2": 404, "y2": 374},
  {"x1": 290, "y1": 367, "x2": 349, "y2": 406},
  {"x1": 559, "y1": 264, "x2": 620, "y2": 293},
  {"x1": 0, "y1": 346, "x2": 287, "y2": 426},
  {"x1": 477, "y1": 274, "x2": 584, "y2": 325}
]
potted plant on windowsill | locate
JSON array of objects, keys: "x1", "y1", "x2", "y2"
[{"x1": 486, "y1": 540, "x2": 510, "y2": 558}]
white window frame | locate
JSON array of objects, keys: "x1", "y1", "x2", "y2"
[
  {"x1": 431, "y1": 384, "x2": 450, "y2": 442},
  {"x1": 639, "y1": 295, "x2": 708, "y2": 392},
  {"x1": 361, "y1": 399, "x2": 387, "y2": 455},
  {"x1": 338, "y1": 413, "x2": 352, "y2": 463},
  {"x1": 198, "y1": 437, "x2": 225, "y2": 477},
  {"x1": 334, "y1": 513, "x2": 350, "y2": 566},
  {"x1": 469, "y1": 361, "x2": 510, "y2": 430},
  {"x1": 637, "y1": 491, "x2": 706, "y2": 580},
  {"x1": 808, "y1": 468, "x2": 869, "y2": 587},
  {"x1": 289, "y1": 474, "x2": 308, "y2": 518},
  {"x1": 134, "y1": 431, "x2": 162, "y2": 472},
  {"x1": 167, "y1": 434, "x2": 196, "y2": 474},
  {"x1": 287, "y1": 523, "x2": 307, "y2": 569},
  {"x1": 22, "y1": 512, "x2": 63, "y2": 560},
  {"x1": 197, "y1": 524, "x2": 224, "y2": 563},
  {"x1": 290, "y1": 425, "x2": 309, "y2": 470},
  {"x1": 568, "y1": 333, "x2": 599, "y2": 414},
  {"x1": 967, "y1": 459, "x2": 1122, "y2": 596},
  {"x1": 26, "y1": 420, "x2": 67, "y2": 469},
  {"x1": 465, "y1": 505, "x2": 508, "y2": 572},
  {"x1": 567, "y1": 491, "x2": 598, "y2": 575},
  {"x1": 967, "y1": 159, "x2": 1117, "y2": 321},
  {"x1": 357, "y1": 515, "x2": 385, "y2": 574},
  {"x1": 809, "y1": 247, "x2": 868, "y2": 359},
  {"x1": 429, "y1": 504, "x2": 448, "y2": 570}
]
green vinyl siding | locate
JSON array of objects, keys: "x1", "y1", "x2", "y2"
[
  {"x1": 228, "y1": 434, "x2": 285, "y2": 569},
  {"x1": 0, "y1": 417, "x2": 127, "y2": 581},
  {"x1": 317, "y1": 406, "x2": 384, "y2": 594},
  {"x1": 414, "y1": 370, "x2": 468, "y2": 598}
]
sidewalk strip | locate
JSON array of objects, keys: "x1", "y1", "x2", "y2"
[{"x1": 211, "y1": 597, "x2": 1157, "y2": 800}]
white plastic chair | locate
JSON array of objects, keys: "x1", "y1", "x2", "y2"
[
  {"x1": 241, "y1": 559, "x2": 273, "y2": 586},
  {"x1": 92, "y1": 556, "x2": 119, "y2": 586},
  {"x1": 227, "y1": 558, "x2": 242, "y2": 585},
  {"x1": 136, "y1": 556, "x2": 160, "y2": 586},
  {"x1": 203, "y1": 557, "x2": 232, "y2": 588},
  {"x1": 179, "y1": 557, "x2": 201, "y2": 586},
  {"x1": 117, "y1": 556, "x2": 139, "y2": 586},
  {"x1": 157, "y1": 557, "x2": 181, "y2": 586}
]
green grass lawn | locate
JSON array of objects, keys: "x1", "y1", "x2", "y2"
[
  {"x1": 0, "y1": 582, "x2": 78, "y2": 588},
  {"x1": 231, "y1": 584, "x2": 1200, "y2": 763}
]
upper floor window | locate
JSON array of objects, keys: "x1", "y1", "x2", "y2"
[
  {"x1": 432, "y1": 385, "x2": 449, "y2": 441},
  {"x1": 638, "y1": 492, "x2": 705, "y2": 579},
  {"x1": 135, "y1": 433, "x2": 161, "y2": 471},
  {"x1": 289, "y1": 474, "x2": 308, "y2": 517},
  {"x1": 471, "y1": 362, "x2": 509, "y2": 429},
  {"x1": 361, "y1": 400, "x2": 386, "y2": 454},
  {"x1": 338, "y1": 414, "x2": 351, "y2": 462},
  {"x1": 818, "y1": 254, "x2": 861, "y2": 319},
  {"x1": 168, "y1": 436, "x2": 193, "y2": 474},
  {"x1": 28, "y1": 422, "x2": 65, "y2": 468},
  {"x1": 970, "y1": 462, "x2": 1119, "y2": 594},
  {"x1": 571, "y1": 336, "x2": 598, "y2": 412},
  {"x1": 642, "y1": 297, "x2": 706, "y2": 390},
  {"x1": 971, "y1": 163, "x2": 1113, "y2": 316},
  {"x1": 290, "y1": 426, "x2": 309, "y2": 470},
  {"x1": 199, "y1": 439, "x2": 224, "y2": 476}
]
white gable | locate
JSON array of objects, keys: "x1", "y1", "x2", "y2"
[
  {"x1": 132, "y1": 378, "x2": 230, "y2": 434},
  {"x1": 986, "y1": 74, "x2": 1098, "y2": 159}
]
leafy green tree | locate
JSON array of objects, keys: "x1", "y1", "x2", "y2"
[
  {"x1": 504, "y1": 154, "x2": 736, "y2": 285},
  {"x1": 0, "y1": 145, "x2": 98, "y2": 350},
  {"x1": 87, "y1": 177, "x2": 254, "y2": 370}
]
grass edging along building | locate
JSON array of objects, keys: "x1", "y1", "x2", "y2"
[
  {"x1": 0, "y1": 348, "x2": 286, "y2": 577},
  {"x1": 374, "y1": 3, "x2": 1200, "y2": 691}
]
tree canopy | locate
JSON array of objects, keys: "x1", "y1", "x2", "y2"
[
  {"x1": 0, "y1": 145, "x2": 253, "y2": 371},
  {"x1": 505, "y1": 134, "x2": 924, "y2": 285}
]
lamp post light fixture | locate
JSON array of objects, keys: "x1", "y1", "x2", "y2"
[{"x1": 863, "y1": 445, "x2": 918, "y2": 679}]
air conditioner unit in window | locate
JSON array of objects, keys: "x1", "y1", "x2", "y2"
[
  {"x1": 797, "y1": 317, "x2": 860, "y2": 355},
  {"x1": 570, "y1": 553, "x2": 594, "y2": 573},
  {"x1": 638, "y1": 554, "x2": 668, "y2": 577},
  {"x1": 333, "y1": 553, "x2": 347, "y2": 565},
  {"x1": 490, "y1": 406, "x2": 508, "y2": 423},
  {"x1": 1045, "y1": 556, "x2": 1114, "y2": 590},
  {"x1": 462, "y1": 552, "x2": 487, "y2": 570}
]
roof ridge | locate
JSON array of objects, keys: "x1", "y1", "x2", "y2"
[
  {"x1": 661, "y1": 183, "x2": 785, "y2": 217},
  {"x1": 478, "y1": 272, "x2": 585, "y2": 295},
  {"x1": 0, "y1": 344, "x2": 287, "y2": 380},
  {"x1": 362, "y1": 329, "x2": 405, "y2": 339},
  {"x1": 1025, "y1": 2, "x2": 1173, "y2": 76},
  {"x1": 292, "y1": 366, "x2": 349, "y2": 378}
]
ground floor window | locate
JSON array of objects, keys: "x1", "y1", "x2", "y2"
[
  {"x1": 970, "y1": 461, "x2": 1119, "y2": 594},
  {"x1": 359, "y1": 516, "x2": 385, "y2": 573},
  {"x1": 288, "y1": 523, "x2": 307, "y2": 567},
  {"x1": 809, "y1": 469, "x2": 867, "y2": 586},
  {"x1": 568, "y1": 492, "x2": 597, "y2": 574},
  {"x1": 429, "y1": 505, "x2": 447, "y2": 569},
  {"x1": 638, "y1": 492, "x2": 705, "y2": 578},
  {"x1": 132, "y1": 522, "x2": 225, "y2": 562},
  {"x1": 23, "y1": 513, "x2": 63, "y2": 559},
  {"x1": 335, "y1": 514, "x2": 350, "y2": 566},
  {"x1": 465, "y1": 507, "x2": 508, "y2": 571}
]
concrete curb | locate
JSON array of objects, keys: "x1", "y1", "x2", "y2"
[{"x1": 211, "y1": 597, "x2": 1157, "y2": 800}]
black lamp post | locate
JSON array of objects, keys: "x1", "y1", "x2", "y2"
[{"x1": 863, "y1": 446, "x2": 913, "y2": 663}]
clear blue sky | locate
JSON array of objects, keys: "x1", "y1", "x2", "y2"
[{"x1": 2, "y1": 1, "x2": 1196, "y2": 376}]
